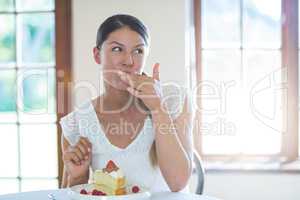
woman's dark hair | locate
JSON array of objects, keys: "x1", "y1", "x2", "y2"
[{"x1": 96, "y1": 14, "x2": 149, "y2": 49}]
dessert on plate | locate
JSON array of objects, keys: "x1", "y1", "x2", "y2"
[
  {"x1": 77, "y1": 160, "x2": 141, "y2": 196},
  {"x1": 92, "y1": 160, "x2": 127, "y2": 195}
]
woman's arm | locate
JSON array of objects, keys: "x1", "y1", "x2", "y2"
[
  {"x1": 118, "y1": 63, "x2": 194, "y2": 191},
  {"x1": 152, "y1": 95, "x2": 194, "y2": 192}
]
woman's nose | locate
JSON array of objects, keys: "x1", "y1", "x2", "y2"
[{"x1": 122, "y1": 52, "x2": 134, "y2": 66}]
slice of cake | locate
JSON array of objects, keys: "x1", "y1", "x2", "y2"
[{"x1": 93, "y1": 160, "x2": 127, "y2": 195}]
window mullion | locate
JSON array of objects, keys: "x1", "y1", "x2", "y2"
[
  {"x1": 55, "y1": 0, "x2": 72, "y2": 187},
  {"x1": 281, "y1": 0, "x2": 299, "y2": 160},
  {"x1": 193, "y1": 0, "x2": 203, "y2": 155}
]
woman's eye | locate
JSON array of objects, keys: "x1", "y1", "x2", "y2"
[
  {"x1": 112, "y1": 47, "x2": 122, "y2": 52},
  {"x1": 133, "y1": 49, "x2": 143, "y2": 55}
]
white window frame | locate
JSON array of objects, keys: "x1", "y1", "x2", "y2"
[{"x1": 192, "y1": 0, "x2": 299, "y2": 164}]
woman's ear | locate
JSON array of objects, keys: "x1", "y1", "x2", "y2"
[{"x1": 93, "y1": 47, "x2": 101, "y2": 64}]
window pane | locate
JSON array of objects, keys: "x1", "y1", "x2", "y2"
[
  {"x1": 0, "y1": 179, "x2": 19, "y2": 195},
  {"x1": 202, "y1": 0, "x2": 240, "y2": 48},
  {"x1": 0, "y1": 0, "x2": 14, "y2": 12},
  {"x1": 243, "y1": 50, "x2": 282, "y2": 86},
  {"x1": 201, "y1": 50, "x2": 242, "y2": 154},
  {"x1": 243, "y1": 0, "x2": 281, "y2": 48},
  {"x1": 21, "y1": 179, "x2": 58, "y2": 192},
  {"x1": 17, "y1": 68, "x2": 57, "y2": 123},
  {"x1": 201, "y1": 50, "x2": 282, "y2": 155},
  {"x1": 202, "y1": 50, "x2": 241, "y2": 82},
  {"x1": 241, "y1": 50, "x2": 282, "y2": 154},
  {"x1": 0, "y1": 112, "x2": 17, "y2": 122},
  {"x1": 0, "y1": 70, "x2": 16, "y2": 112},
  {"x1": 20, "y1": 124, "x2": 57, "y2": 178},
  {"x1": 18, "y1": 13, "x2": 55, "y2": 65},
  {"x1": 16, "y1": 0, "x2": 54, "y2": 12},
  {"x1": 0, "y1": 125, "x2": 18, "y2": 177},
  {"x1": 0, "y1": 14, "x2": 15, "y2": 64}
]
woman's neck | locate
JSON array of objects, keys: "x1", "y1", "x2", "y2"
[{"x1": 102, "y1": 85, "x2": 134, "y2": 112}]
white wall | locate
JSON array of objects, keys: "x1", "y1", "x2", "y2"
[{"x1": 72, "y1": 0, "x2": 300, "y2": 200}]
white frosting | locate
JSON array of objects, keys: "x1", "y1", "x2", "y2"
[{"x1": 109, "y1": 169, "x2": 124, "y2": 178}]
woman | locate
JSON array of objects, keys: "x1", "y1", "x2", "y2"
[{"x1": 60, "y1": 14, "x2": 194, "y2": 192}]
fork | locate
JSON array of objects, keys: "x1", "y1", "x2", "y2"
[{"x1": 48, "y1": 193, "x2": 56, "y2": 200}]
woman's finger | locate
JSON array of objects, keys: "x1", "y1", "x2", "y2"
[
  {"x1": 70, "y1": 152, "x2": 82, "y2": 165},
  {"x1": 72, "y1": 146, "x2": 85, "y2": 161},
  {"x1": 63, "y1": 151, "x2": 81, "y2": 165},
  {"x1": 126, "y1": 87, "x2": 140, "y2": 98},
  {"x1": 152, "y1": 63, "x2": 160, "y2": 81},
  {"x1": 79, "y1": 137, "x2": 92, "y2": 152},
  {"x1": 118, "y1": 71, "x2": 140, "y2": 89},
  {"x1": 119, "y1": 71, "x2": 154, "y2": 93},
  {"x1": 76, "y1": 142, "x2": 89, "y2": 160}
]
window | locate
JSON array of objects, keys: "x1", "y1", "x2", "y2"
[
  {"x1": 0, "y1": 0, "x2": 58, "y2": 194},
  {"x1": 192, "y1": 0, "x2": 299, "y2": 163}
]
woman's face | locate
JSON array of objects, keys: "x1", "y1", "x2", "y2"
[{"x1": 95, "y1": 26, "x2": 148, "y2": 90}]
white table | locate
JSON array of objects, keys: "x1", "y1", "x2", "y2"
[{"x1": 0, "y1": 189, "x2": 222, "y2": 200}]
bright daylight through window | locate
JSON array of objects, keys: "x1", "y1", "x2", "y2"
[
  {"x1": 191, "y1": 0, "x2": 300, "y2": 162},
  {"x1": 0, "y1": 0, "x2": 57, "y2": 194}
]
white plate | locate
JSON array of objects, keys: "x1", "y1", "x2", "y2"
[{"x1": 68, "y1": 183, "x2": 151, "y2": 200}]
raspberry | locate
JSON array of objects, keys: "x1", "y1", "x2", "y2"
[
  {"x1": 92, "y1": 189, "x2": 106, "y2": 196},
  {"x1": 92, "y1": 189, "x2": 101, "y2": 196},
  {"x1": 80, "y1": 189, "x2": 88, "y2": 195},
  {"x1": 132, "y1": 185, "x2": 140, "y2": 193},
  {"x1": 99, "y1": 191, "x2": 107, "y2": 196}
]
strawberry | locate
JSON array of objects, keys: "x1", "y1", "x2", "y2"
[
  {"x1": 106, "y1": 160, "x2": 118, "y2": 172},
  {"x1": 80, "y1": 189, "x2": 88, "y2": 195},
  {"x1": 132, "y1": 185, "x2": 140, "y2": 193}
]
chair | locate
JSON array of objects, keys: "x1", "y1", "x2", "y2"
[{"x1": 193, "y1": 150, "x2": 205, "y2": 194}]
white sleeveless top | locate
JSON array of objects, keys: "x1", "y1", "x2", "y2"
[{"x1": 59, "y1": 85, "x2": 189, "y2": 192}]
